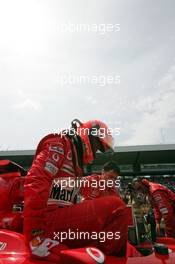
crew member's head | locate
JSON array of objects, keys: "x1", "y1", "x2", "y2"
[
  {"x1": 102, "y1": 161, "x2": 120, "y2": 180},
  {"x1": 71, "y1": 119, "x2": 114, "y2": 164},
  {"x1": 132, "y1": 177, "x2": 150, "y2": 194}
]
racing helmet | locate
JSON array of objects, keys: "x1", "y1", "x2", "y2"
[{"x1": 71, "y1": 119, "x2": 114, "y2": 164}]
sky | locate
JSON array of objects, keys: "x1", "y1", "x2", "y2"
[{"x1": 0, "y1": 0, "x2": 175, "y2": 150}]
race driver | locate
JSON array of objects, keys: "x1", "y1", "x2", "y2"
[
  {"x1": 24, "y1": 119, "x2": 128, "y2": 262},
  {"x1": 81, "y1": 161, "x2": 121, "y2": 200},
  {"x1": 132, "y1": 178, "x2": 175, "y2": 238}
]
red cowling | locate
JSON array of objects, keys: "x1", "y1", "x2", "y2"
[
  {"x1": 0, "y1": 160, "x2": 24, "y2": 232},
  {"x1": 1, "y1": 229, "x2": 175, "y2": 264},
  {"x1": 0, "y1": 230, "x2": 105, "y2": 264}
]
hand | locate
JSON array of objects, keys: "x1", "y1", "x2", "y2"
[{"x1": 30, "y1": 237, "x2": 68, "y2": 262}]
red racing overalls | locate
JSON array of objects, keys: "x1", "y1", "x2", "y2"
[
  {"x1": 24, "y1": 133, "x2": 128, "y2": 261},
  {"x1": 147, "y1": 181, "x2": 175, "y2": 237}
]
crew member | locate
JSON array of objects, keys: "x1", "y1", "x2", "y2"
[
  {"x1": 132, "y1": 178, "x2": 175, "y2": 238},
  {"x1": 81, "y1": 161, "x2": 120, "y2": 200}
]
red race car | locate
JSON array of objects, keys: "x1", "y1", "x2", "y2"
[{"x1": 0, "y1": 229, "x2": 175, "y2": 264}]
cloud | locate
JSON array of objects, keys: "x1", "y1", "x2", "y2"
[
  {"x1": 124, "y1": 64, "x2": 175, "y2": 145},
  {"x1": 11, "y1": 89, "x2": 41, "y2": 111},
  {"x1": 12, "y1": 99, "x2": 41, "y2": 111}
]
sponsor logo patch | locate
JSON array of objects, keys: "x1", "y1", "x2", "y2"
[
  {"x1": 44, "y1": 162, "x2": 58, "y2": 175},
  {"x1": 160, "y1": 207, "x2": 168, "y2": 214},
  {"x1": 49, "y1": 146, "x2": 64, "y2": 155},
  {"x1": 52, "y1": 153, "x2": 59, "y2": 162},
  {"x1": 67, "y1": 151, "x2": 72, "y2": 160},
  {"x1": 86, "y1": 247, "x2": 105, "y2": 264}
]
